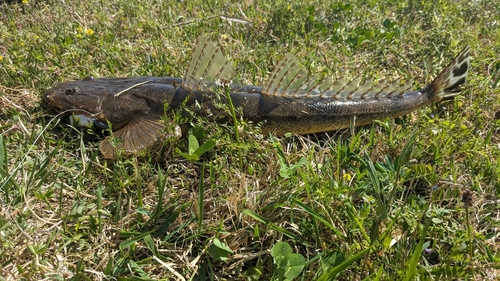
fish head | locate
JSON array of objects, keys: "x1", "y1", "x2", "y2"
[
  {"x1": 44, "y1": 77, "x2": 150, "y2": 131},
  {"x1": 44, "y1": 76, "x2": 178, "y2": 158}
]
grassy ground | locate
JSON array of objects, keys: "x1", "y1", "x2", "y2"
[{"x1": 1, "y1": 0, "x2": 500, "y2": 280}]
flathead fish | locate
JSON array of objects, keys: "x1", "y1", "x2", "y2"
[{"x1": 44, "y1": 34, "x2": 470, "y2": 158}]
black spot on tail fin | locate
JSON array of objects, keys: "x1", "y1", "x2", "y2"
[{"x1": 429, "y1": 46, "x2": 470, "y2": 101}]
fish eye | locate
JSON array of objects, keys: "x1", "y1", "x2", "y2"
[{"x1": 65, "y1": 87, "x2": 79, "y2": 95}]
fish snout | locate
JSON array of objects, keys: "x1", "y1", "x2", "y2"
[
  {"x1": 44, "y1": 88, "x2": 74, "y2": 108},
  {"x1": 43, "y1": 89, "x2": 60, "y2": 108},
  {"x1": 44, "y1": 86, "x2": 109, "y2": 128}
]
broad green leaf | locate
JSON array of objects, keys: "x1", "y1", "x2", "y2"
[
  {"x1": 209, "y1": 238, "x2": 233, "y2": 261},
  {"x1": 213, "y1": 238, "x2": 233, "y2": 253},
  {"x1": 284, "y1": 253, "x2": 305, "y2": 279},
  {"x1": 188, "y1": 134, "x2": 199, "y2": 155},
  {"x1": 271, "y1": 242, "x2": 306, "y2": 280},
  {"x1": 176, "y1": 148, "x2": 199, "y2": 161},
  {"x1": 194, "y1": 139, "x2": 216, "y2": 157},
  {"x1": 272, "y1": 242, "x2": 293, "y2": 263},
  {"x1": 27, "y1": 244, "x2": 48, "y2": 255}
]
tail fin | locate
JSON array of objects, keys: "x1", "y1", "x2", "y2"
[{"x1": 429, "y1": 46, "x2": 470, "y2": 101}]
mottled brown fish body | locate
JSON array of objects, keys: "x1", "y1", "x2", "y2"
[
  {"x1": 47, "y1": 77, "x2": 431, "y2": 134},
  {"x1": 241, "y1": 89, "x2": 432, "y2": 134},
  {"x1": 44, "y1": 34, "x2": 470, "y2": 158},
  {"x1": 130, "y1": 83, "x2": 429, "y2": 134}
]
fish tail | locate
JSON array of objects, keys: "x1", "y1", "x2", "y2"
[{"x1": 428, "y1": 45, "x2": 470, "y2": 102}]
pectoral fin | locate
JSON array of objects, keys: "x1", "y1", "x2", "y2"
[{"x1": 100, "y1": 116, "x2": 167, "y2": 159}]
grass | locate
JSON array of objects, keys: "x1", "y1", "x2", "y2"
[{"x1": 1, "y1": 0, "x2": 500, "y2": 280}]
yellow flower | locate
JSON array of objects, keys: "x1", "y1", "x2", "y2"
[
  {"x1": 22, "y1": 0, "x2": 28, "y2": 4},
  {"x1": 85, "y1": 29, "x2": 94, "y2": 36},
  {"x1": 0, "y1": 55, "x2": 3, "y2": 62},
  {"x1": 343, "y1": 173, "x2": 352, "y2": 181}
]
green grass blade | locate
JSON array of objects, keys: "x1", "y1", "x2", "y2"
[
  {"x1": 405, "y1": 203, "x2": 432, "y2": 281},
  {"x1": 198, "y1": 162, "x2": 205, "y2": 230},
  {"x1": 292, "y1": 198, "x2": 345, "y2": 238},
  {"x1": 318, "y1": 248, "x2": 370, "y2": 281}
]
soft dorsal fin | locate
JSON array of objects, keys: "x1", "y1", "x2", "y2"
[
  {"x1": 262, "y1": 53, "x2": 415, "y2": 100},
  {"x1": 263, "y1": 54, "x2": 322, "y2": 97},
  {"x1": 183, "y1": 34, "x2": 236, "y2": 90}
]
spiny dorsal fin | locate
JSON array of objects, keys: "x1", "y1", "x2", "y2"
[
  {"x1": 183, "y1": 34, "x2": 236, "y2": 90},
  {"x1": 263, "y1": 53, "x2": 415, "y2": 100}
]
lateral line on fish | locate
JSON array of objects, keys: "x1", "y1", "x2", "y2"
[{"x1": 114, "y1": 81, "x2": 151, "y2": 98}]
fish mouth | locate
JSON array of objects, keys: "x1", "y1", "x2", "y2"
[{"x1": 43, "y1": 91, "x2": 60, "y2": 109}]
